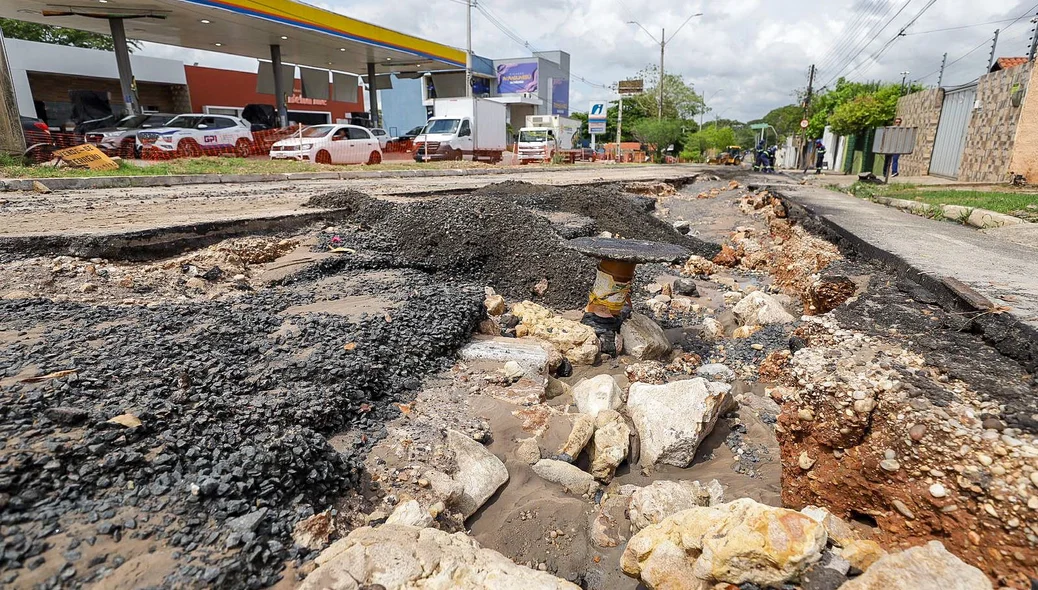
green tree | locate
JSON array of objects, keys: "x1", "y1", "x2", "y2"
[
  {"x1": 751, "y1": 104, "x2": 803, "y2": 140},
  {"x1": 631, "y1": 118, "x2": 683, "y2": 162},
  {"x1": 629, "y1": 66, "x2": 705, "y2": 121},
  {"x1": 682, "y1": 125, "x2": 737, "y2": 162},
  {"x1": 0, "y1": 18, "x2": 139, "y2": 51}
]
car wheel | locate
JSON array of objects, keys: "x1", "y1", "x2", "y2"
[
  {"x1": 177, "y1": 139, "x2": 202, "y2": 158},
  {"x1": 367, "y1": 151, "x2": 382, "y2": 165},
  {"x1": 315, "y1": 150, "x2": 332, "y2": 165},
  {"x1": 235, "y1": 138, "x2": 252, "y2": 158},
  {"x1": 453, "y1": 149, "x2": 464, "y2": 161}
]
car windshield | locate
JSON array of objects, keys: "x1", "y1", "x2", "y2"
[
  {"x1": 519, "y1": 130, "x2": 550, "y2": 142},
  {"x1": 165, "y1": 116, "x2": 203, "y2": 129},
  {"x1": 116, "y1": 114, "x2": 150, "y2": 128},
  {"x1": 300, "y1": 125, "x2": 335, "y2": 138},
  {"x1": 406, "y1": 125, "x2": 425, "y2": 136},
  {"x1": 426, "y1": 119, "x2": 459, "y2": 134}
]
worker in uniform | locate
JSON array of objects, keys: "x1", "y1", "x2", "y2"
[
  {"x1": 766, "y1": 145, "x2": 778, "y2": 173},
  {"x1": 814, "y1": 139, "x2": 826, "y2": 174},
  {"x1": 754, "y1": 141, "x2": 766, "y2": 172}
]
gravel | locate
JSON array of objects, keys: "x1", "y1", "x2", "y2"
[{"x1": 0, "y1": 266, "x2": 482, "y2": 588}]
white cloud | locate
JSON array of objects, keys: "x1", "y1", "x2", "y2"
[{"x1": 136, "y1": 0, "x2": 1035, "y2": 121}]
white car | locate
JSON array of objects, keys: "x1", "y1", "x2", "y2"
[
  {"x1": 137, "y1": 114, "x2": 254, "y2": 157},
  {"x1": 370, "y1": 128, "x2": 389, "y2": 150},
  {"x1": 269, "y1": 124, "x2": 383, "y2": 165}
]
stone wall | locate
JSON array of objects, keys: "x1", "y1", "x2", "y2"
[
  {"x1": 1007, "y1": 65, "x2": 1038, "y2": 182},
  {"x1": 895, "y1": 88, "x2": 944, "y2": 177},
  {"x1": 959, "y1": 62, "x2": 1033, "y2": 183}
]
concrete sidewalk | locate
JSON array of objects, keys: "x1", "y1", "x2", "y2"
[{"x1": 774, "y1": 185, "x2": 1038, "y2": 367}]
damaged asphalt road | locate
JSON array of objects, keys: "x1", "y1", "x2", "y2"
[{"x1": 1, "y1": 172, "x2": 1035, "y2": 589}]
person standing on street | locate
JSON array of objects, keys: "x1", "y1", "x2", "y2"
[
  {"x1": 884, "y1": 117, "x2": 903, "y2": 177},
  {"x1": 814, "y1": 139, "x2": 826, "y2": 174}
]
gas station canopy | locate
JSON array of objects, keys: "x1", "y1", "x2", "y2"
[{"x1": 2, "y1": 0, "x2": 466, "y2": 74}]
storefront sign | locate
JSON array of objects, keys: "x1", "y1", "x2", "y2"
[
  {"x1": 589, "y1": 121, "x2": 607, "y2": 134},
  {"x1": 496, "y1": 62, "x2": 538, "y2": 94},
  {"x1": 288, "y1": 94, "x2": 328, "y2": 106},
  {"x1": 53, "y1": 144, "x2": 119, "y2": 171}
]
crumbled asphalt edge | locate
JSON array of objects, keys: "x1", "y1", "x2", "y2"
[
  {"x1": 774, "y1": 189, "x2": 1038, "y2": 376},
  {"x1": 0, "y1": 269, "x2": 483, "y2": 588},
  {"x1": 301, "y1": 182, "x2": 720, "y2": 310}
]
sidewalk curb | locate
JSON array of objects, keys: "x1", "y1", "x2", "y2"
[
  {"x1": 0, "y1": 163, "x2": 637, "y2": 192},
  {"x1": 872, "y1": 196, "x2": 1027, "y2": 229},
  {"x1": 773, "y1": 187, "x2": 1038, "y2": 372}
]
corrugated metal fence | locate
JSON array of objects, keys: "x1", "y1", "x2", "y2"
[{"x1": 929, "y1": 84, "x2": 977, "y2": 178}]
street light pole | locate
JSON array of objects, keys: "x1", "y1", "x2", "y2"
[
  {"x1": 900, "y1": 70, "x2": 910, "y2": 94},
  {"x1": 465, "y1": 0, "x2": 473, "y2": 98},
  {"x1": 659, "y1": 27, "x2": 665, "y2": 119},
  {"x1": 628, "y1": 13, "x2": 702, "y2": 120}
]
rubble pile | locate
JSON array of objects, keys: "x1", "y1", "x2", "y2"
[{"x1": 0, "y1": 265, "x2": 483, "y2": 587}]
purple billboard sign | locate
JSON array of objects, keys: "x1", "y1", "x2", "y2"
[
  {"x1": 496, "y1": 62, "x2": 538, "y2": 94},
  {"x1": 551, "y1": 78, "x2": 570, "y2": 116}
]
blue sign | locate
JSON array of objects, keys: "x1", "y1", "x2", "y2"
[
  {"x1": 589, "y1": 121, "x2": 606, "y2": 134},
  {"x1": 552, "y1": 79, "x2": 569, "y2": 116},
  {"x1": 496, "y1": 62, "x2": 538, "y2": 94},
  {"x1": 588, "y1": 101, "x2": 607, "y2": 121}
]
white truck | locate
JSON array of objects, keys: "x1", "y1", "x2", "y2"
[
  {"x1": 516, "y1": 115, "x2": 581, "y2": 163},
  {"x1": 413, "y1": 98, "x2": 506, "y2": 163}
]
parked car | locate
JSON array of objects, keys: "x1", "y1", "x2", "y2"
[
  {"x1": 269, "y1": 124, "x2": 382, "y2": 165},
  {"x1": 20, "y1": 116, "x2": 53, "y2": 160},
  {"x1": 370, "y1": 127, "x2": 390, "y2": 150},
  {"x1": 387, "y1": 125, "x2": 425, "y2": 151},
  {"x1": 137, "y1": 114, "x2": 254, "y2": 157},
  {"x1": 20, "y1": 116, "x2": 51, "y2": 144},
  {"x1": 85, "y1": 113, "x2": 177, "y2": 156}
]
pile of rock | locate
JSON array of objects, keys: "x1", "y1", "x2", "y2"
[{"x1": 621, "y1": 498, "x2": 991, "y2": 590}]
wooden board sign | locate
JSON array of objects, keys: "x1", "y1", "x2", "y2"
[{"x1": 53, "y1": 144, "x2": 120, "y2": 171}]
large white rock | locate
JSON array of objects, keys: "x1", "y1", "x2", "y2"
[
  {"x1": 447, "y1": 430, "x2": 509, "y2": 518},
  {"x1": 588, "y1": 410, "x2": 630, "y2": 482},
  {"x1": 302, "y1": 525, "x2": 580, "y2": 590},
  {"x1": 571, "y1": 374, "x2": 623, "y2": 418},
  {"x1": 628, "y1": 480, "x2": 723, "y2": 532},
  {"x1": 840, "y1": 541, "x2": 992, "y2": 590},
  {"x1": 556, "y1": 414, "x2": 595, "y2": 461},
  {"x1": 457, "y1": 337, "x2": 550, "y2": 374},
  {"x1": 626, "y1": 378, "x2": 732, "y2": 467},
  {"x1": 619, "y1": 312, "x2": 672, "y2": 360},
  {"x1": 531, "y1": 459, "x2": 597, "y2": 495},
  {"x1": 622, "y1": 498, "x2": 827, "y2": 589},
  {"x1": 732, "y1": 291, "x2": 795, "y2": 326},
  {"x1": 386, "y1": 500, "x2": 433, "y2": 528}
]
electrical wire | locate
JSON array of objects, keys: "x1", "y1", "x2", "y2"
[
  {"x1": 817, "y1": 0, "x2": 897, "y2": 76},
  {"x1": 914, "y1": 3, "x2": 1038, "y2": 83},
  {"x1": 903, "y1": 17, "x2": 1017, "y2": 35},
  {"x1": 820, "y1": 0, "x2": 916, "y2": 88},
  {"x1": 842, "y1": 0, "x2": 939, "y2": 82}
]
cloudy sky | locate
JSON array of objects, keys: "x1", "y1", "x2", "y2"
[{"x1": 140, "y1": 0, "x2": 1036, "y2": 121}]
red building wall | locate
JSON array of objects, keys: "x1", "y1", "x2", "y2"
[{"x1": 184, "y1": 65, "x2": 364, "y2": 121}]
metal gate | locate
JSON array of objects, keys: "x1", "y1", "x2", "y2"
[{"x1": 929, "y1": 84, "x2": 977, "y2": 178}]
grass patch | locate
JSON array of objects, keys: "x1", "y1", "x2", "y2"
[
  {"x1": 0, "y1": 156, "x2": 497, "y2": 179},
  {"x1": 886, "y1": 189, "x2": 1038, "y2": 216}
]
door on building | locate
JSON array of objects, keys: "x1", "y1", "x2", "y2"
[{"x1": 929, "y1": 84, "x2": 977, "y2": 179}]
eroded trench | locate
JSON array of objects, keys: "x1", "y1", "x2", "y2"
[{"x1": 0, "y1": 174, "x2": 1035, "y2": 589}]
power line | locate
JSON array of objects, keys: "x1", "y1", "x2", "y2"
[
  {"x1": 904, "y1": 17, "x2": 1017, "y2": 35},
  {"x1": 843, "y1": 0, "x2": 939, "y2": 82},
  {"x1": 820, "y1": 0, "x2": 915, "y2": 88},
  {"x1": 817, "y1": 1, "x2": 898, "y2": 76}
]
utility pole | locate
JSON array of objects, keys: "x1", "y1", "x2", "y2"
[
  {"x1": 616, "y1": 94, "x2": 624, "y2": 161},
  {"x1": 465, "y1": 0, "x2": 473, "y2": 98},
  {"x1": 900, "y1": 71, "x2": 910, "y2": 94},
  {"x1": 987, "y1": 29, "x2": 1000, "y2": 72},
  {"x1": 658, "y1": 28, "x2": 665, "y2": 119},
  {"x1": 937, "y1": 53, "x2": 947, "y2": 87},
  {"x1": 800, "y1": 64, "x2": 815, "y2": 169}
]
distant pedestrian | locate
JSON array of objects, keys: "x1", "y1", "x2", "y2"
[
  {"x1": 814, "y1": 139, "x2": 826, "y2": 174},
  {"x1": 884, "y1": 117, "x2": 903, "y2": 178}
]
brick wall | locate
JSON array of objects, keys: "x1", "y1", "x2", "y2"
[
  {"x1": 1007, "y1": 65, "x2": 1038, "y2": 182},
  {"x1": 895, "y1": 88, "x2": 944, "y2": 177},
  {"x1": 958, "y1": 62, "x2": 1033, "y2": 183}
]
